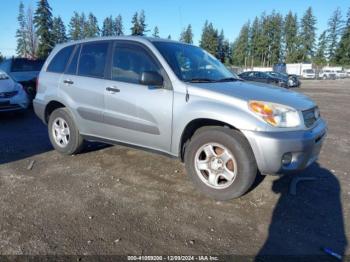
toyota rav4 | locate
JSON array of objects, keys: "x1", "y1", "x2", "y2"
[{"x1": 34, "y1": 37, "x2": 327, "y2": 200}]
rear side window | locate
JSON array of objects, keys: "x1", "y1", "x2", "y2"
[
  {"x1": 78, "y1": 42, "x2": 109, "y2": 78},
  {"x1": 66, "y1": 45, "x2": 80, "y2": 75},
  {"x1": 112, "y1": 44, "x2": 160, "y2": 84},
  {"x1": 11, "y1": 59, "x2": 44, "y2": 72},
  {"x1": 47, "y1": 46, "x2": 74, "y2": 73}
]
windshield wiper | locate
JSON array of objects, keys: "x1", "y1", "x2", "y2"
[
  {"x1": 216, "y1": 77, "x2": 242, "y2": 82},
  {"x1": 186, "y1": 78, "x2": 217, "y2": 83}
]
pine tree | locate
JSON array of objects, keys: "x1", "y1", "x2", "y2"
[
  {"x1": 114, "y1": 15, "x2": 123, "y2": 36},
  {"x1": 334, "y1": 10, "x2": 350, "y2": 65},
  {"x1": 102, "y1": 16, "x2": 114, "y2": 36},
  {"x1": 34, "y1": 0, "x2": 53, "y2": 59},
  {"x1": 284, "y1": 12, "x2": 299, "y2": 63},
  {"x1": 69, "y1": 12, "x2": 82, "y2": 40},
  {"x1": 231, "y1": 22, "x2": 250, "y2": 66},
  {"x1": 26, "y1": 7, "x2": 38, "y2": 59},
  {"x1": 130, "y1": 12, "x2": 141, "y2": 35},
  {"x1": 249, "y1": 17, "x2": 261, "y2": 66},
  {"x1": 152, "y1": 26, "x2": 159, "y2": 38},
  {"x1": 84, "y1": 13, "x2": 99, "y2": 38},
  {"x1": 200, "y1": 21, "x2": 219, "y2": 57},
  {"x1": 180, "y1": 24, "x2": 193, "y2": 44},
  {"x1": 299, "y1": 7, "x2": 317, "y2": 62},
  {"x1": 16, "y1": 2, "x2": 28, "y2": 57},
  {"x1": 139, "y1": 10, "x2": 148, "y2": 36},
  {"x1": 167, "y1": 34, "x2": 171, "y2": 40},
  {"x1": 80, "y1": 13, "x2": 87, "y2": 38},
  {"x1": 327, "y1": 8, "x2": 343, "y2": 64},
  {"x1": 0, "y1": 52, "x2": 4, "y2": 63},
  {"x1": 217, "y1": 29, "x2": 225, "y2": 62},
  {"x1": 268, "y1": 11, "x2": 283, "y2": 65},
  {"x1": 52, "y1": 16, "x2": 67, "y2": 45},
  {"x1": 314, "y1": 31, "x2": 328, "y2": 66}
]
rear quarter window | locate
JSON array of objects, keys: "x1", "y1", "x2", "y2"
[{"x1": 47, "y1": 45, "x2": 74, "y2": 73}]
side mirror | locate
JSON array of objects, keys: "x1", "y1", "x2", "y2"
[{"x1": 140, "y1": 71, "x2": 163, "y2": 87}]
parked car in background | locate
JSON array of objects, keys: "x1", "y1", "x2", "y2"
[
  {"x1": 239, "y1": 71, "x2": 289, "y2": 88},
  {"x1": 0, "y1": 58, "x2": 44, "y2": 99},
  {"x1": 0, "y1": 70, "x2": 29, "y2": 112},
  {"x1": 318, "y1": 69, "x2": 336, "y2": 80},
  {"x1": 301, "y1": 69, "x2": 316, "y2": 79},
  {"x1": 34, "y1": 37, "x2": 327, "y2": 200},
  {"x1": 267, "y1": 71, "x2": 300, "y2": 88},
  {"x1": 335, "y1": 70, "x2": 347, "y2": 79}
]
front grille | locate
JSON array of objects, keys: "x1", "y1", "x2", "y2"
[
  {"x1": 0, "y1": 91, "x2": 18, "y2": 98},
  {"x1": 302, "y1": 107, "x2": 319, "y2": 128}
]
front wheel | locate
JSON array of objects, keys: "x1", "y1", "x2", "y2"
[
  {"x1": 184, "y1": 127, "x2": 257, "y2": 201},
  {"x1": 48, "y1": 108, "x2": 84, "y2": 155}
]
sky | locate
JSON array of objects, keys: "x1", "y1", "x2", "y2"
[{"x1": 0, "y1": 0, "x2": 349, "y2": 57}]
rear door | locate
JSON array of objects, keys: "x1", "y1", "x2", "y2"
[
  {"x1": 102, "y1": 41, "x2": 173, "y2": 152},
  {"x1": 59, "y1": 41, "x2": 111, "y2": 136}
]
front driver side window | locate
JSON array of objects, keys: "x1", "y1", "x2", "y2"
[{"x1": 112, "y1": 44, "x2": 160, "y2": 84}]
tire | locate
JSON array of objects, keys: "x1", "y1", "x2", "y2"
[
  {"x1": 184, "y1": 127, "x2": 257, "y2": 201},
  {"x1": 48, "y1": 108, "x2": 84, "y2": 155},
  {"x1": 323, "y1": 75, "x2": 327, "y2": 80}
]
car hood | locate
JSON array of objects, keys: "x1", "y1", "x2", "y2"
[
  {"x1": 189, "y1": 81, "x2": 315, "y2": 111},
  {"x1": 0, "y1": 79, "x2": 17, "y2": 93}
]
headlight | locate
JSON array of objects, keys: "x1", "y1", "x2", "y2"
[{"x1": 248, "y1": 101, "x2": 301, "y2": 127}]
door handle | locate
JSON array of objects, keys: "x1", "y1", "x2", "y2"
[
  {"x1": 63, "y1": 79, "x2": 74, "y2": 85},
  {"x1": 106, "y1": 87, "x2": 120, "y2": 93}
]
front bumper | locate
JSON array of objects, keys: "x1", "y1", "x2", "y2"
[
  {"x1": 242, "y1": 119, "x2": 327, "y2": 174},
  {"x1": 0, "y1": 90, "x2": 29, "y2": 112}
]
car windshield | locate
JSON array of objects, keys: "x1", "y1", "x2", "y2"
[
  {"x1": 305, "y1": 69, "x2": 314, "y2": 73},
  {"x1": 153, "y1": 41, "x2": 239, "y2": 83},
  {"x1": 11, "y1": 59, "x2": 44, "y2": 72}
]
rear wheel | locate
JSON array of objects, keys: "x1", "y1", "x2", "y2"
[
  {"x1": 48, "y1": 108, "x2": 84, "y2": 155},
  {"x1": 184, "y1": 127, "x2": 257, "y2": 200}
]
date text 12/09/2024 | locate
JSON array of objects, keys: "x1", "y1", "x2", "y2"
[{"x1": 127, "y1": 255, "x2": 219, "y2": 261}]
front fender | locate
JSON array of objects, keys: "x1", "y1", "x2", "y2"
[{"x1": 170, "y1": 92, "x2": 267, "y2": 155}]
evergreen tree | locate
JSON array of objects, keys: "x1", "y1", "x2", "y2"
[
  {"x1": 231, "y1": 22, "x2": 250, "y2": 66},
  {"x1": 327, "y1": 8, "x2": 343, "y2": 63},
  {"x1": 299, "y1": 7, "x2": 317, "y2": 62},
  {"x1": 200, "y1": 21, "x2": 219, "y2": 57},
  {"x1": 179, "y1": 24, "x2": 193, "y2": 44},
  {"x1": 167, "y1": 34, "x2": 171, "y2": 40},
  {"x1": 0, "y1": 52, "x2": 4, "y2": 63},
  {"x1": 84, "y1": 13, "x2": 99, "y2": 38},
  {"x1": 16, "y1": 2, "x2": 28, "y2": 57},
  {"x1": 80, "y1": 13, "x2": 88, "y2": 38},
  {"x1": 268, "y1": 11, "x2": 283, "y2": 65},
  {"x1": 34, "y1": 0, "x2": 53, "y2": 58},
  {"x1": 249, "y1": 17, "x2": 261, "y2": 66},
  {"x1": 314, "y1": 31, "x2": 328, "y2": 66},
  {"x1": 284, "y1": 12, "x2": 299, "y2": 63},
  {"x1": 69, "y1": 12, "x2": 82, "y2": 40},
  {"x1": 102, "y1": 16, "x2": 114, "y2": 36},
  {"x1": 217, "y1": 29, "x2": 225, "y2": 62},
  {"x1": 335, "y1": 15, "x2": 350, "y2": 65},
  {"x1": 139, "y1": 10, "x2": 148, "y2": 36},
  {"x1": 52, "y1": 16, "x2": 67, "y2": 44},
  {"x1": 26, "y1": 7, "x2": 38, "y2": 59},
  {"x1": 130, "y1": 12, "x2": 141, "y2": 35},
  {"x1": 152, "y1": 26, "x2": 160, "y2": 38},
  {"x1": 114, "y1": 15, "x2": 123, "y2": 36}
]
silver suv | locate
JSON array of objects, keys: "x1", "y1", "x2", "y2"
[{"x1": 34, "y1": 37, "x2": 327, "y2": 200}]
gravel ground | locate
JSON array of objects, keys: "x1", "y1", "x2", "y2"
[{"x1": 0, "y1": 79, "x2": 349, "y2": 259}]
